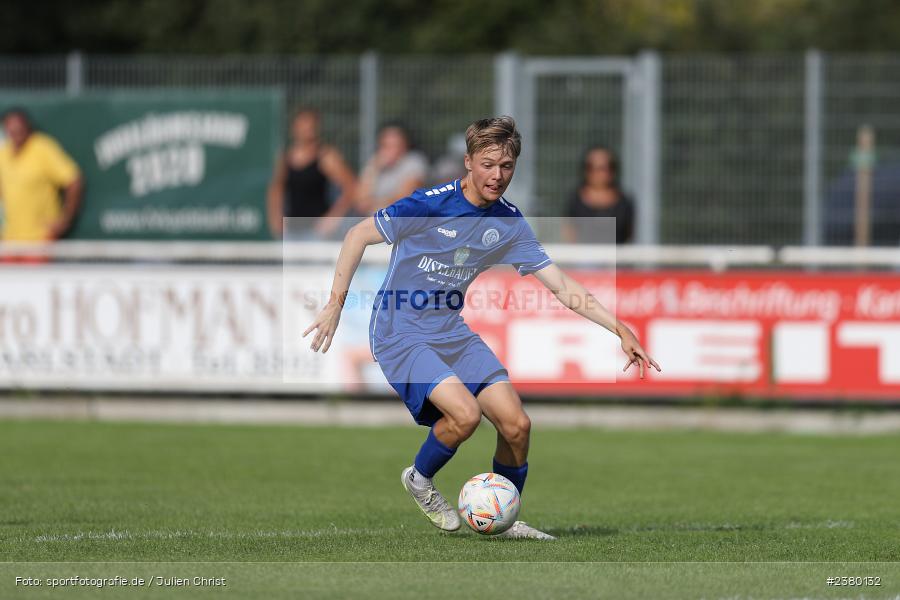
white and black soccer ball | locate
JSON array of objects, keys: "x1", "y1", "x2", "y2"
[{"x1": 458, "y1": 472, "x2": 520, "y2": 535}]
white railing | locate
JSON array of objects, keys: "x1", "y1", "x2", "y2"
[
  {"x1": 778, "y1": 246, "x2": 900, "y2": 267},
  {"x1": 4, "y1": 240, "x2": 898, "y2": 269}
]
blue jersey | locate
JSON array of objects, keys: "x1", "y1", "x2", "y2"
[{"x1": 369, "y1": 179, "x2": 551, "y2": 360}]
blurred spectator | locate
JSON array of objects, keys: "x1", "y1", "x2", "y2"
[
  {"x1": 562, "y1": 146, "x2": 634, "y2": 244},
  {"x1": 0, "y1": 107, "x2": 83, "y2": 242},
  {"x1": 824, "y1": 162, "x2": 900, "y2": 246},
  {"x1": 267, "y1": 108, "x2": 356, "y2": 240},
  {"x1": 430, "y1": 133, "x2": 467, "y2": 185},
  {"x1": 354, "y1": 122, "x2": 427, "y2": 213}
]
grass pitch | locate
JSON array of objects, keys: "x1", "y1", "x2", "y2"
[{"x1": 2, "y1": 417, "x2": 900, "y2": 598}]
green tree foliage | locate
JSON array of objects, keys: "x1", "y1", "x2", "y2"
[{"x1": 6, "y1": 0, "x2": 900, "y2": 54}]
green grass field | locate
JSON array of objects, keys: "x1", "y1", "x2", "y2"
[{"x1": 2, "y1": 418, "x2": 900, "y2": 599}]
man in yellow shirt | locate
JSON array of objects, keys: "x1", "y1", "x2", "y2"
[{"x1": 0, "y1": 108, "x2": 83, "y2": 242}]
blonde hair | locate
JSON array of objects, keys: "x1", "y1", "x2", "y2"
[{"x1": 465, "y1": 116, "x2": 521, "y2": 159}]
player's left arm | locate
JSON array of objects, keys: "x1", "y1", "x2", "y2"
[{"x1": 532, "y1": 263, "x2": 661, "y2": 378}]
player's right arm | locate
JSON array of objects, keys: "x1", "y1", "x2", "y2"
[
  {"x1": 304, "y1": 217, "x2": 384, "y2": 353},
  {"x1": 533, "y1": 263, "x2": 660, "y2": 378}
]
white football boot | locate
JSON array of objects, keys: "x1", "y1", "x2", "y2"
[
  {"x1": 401, "y1": 466, "x2": 461, "y2": 532},
  {"x1": 496, "y1": 521, "x2": 556, "y2": 540}
]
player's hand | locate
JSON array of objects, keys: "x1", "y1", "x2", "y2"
[
  {"x1": 619, "y1": 327, "x2": 661, "y2": 380},
  {"x1": 303, "y1": 301, "x2": 343, "y2": 353}
]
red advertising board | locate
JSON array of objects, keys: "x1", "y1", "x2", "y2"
[{"x1": 463, "y1": 270, "x2": 900, "y2": 400}]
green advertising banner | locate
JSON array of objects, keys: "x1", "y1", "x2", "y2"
[{"x1": 0, "y1": 90, "x2": 281, "y2": 240}]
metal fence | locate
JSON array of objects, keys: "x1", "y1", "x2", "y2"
[
  {"x1": 662, "y1": 56, "x2": 806, "y2": 245},
  {"x1": 2, "y1": 51, "x2": 899, "y2": 247}
]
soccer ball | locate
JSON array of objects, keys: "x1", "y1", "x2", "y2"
[{"x1": 458, "y1": 472, "x2": 520, "y2": 535}]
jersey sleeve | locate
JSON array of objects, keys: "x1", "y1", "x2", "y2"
[
  {"x1": 372, "y1": 190, "x2": 429, "y2": 245},
  {"x1": 495, "y1": 217, "x2": 553, "y2": 276}
]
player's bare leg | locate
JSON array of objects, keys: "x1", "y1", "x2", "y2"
[
  {"x1": 476, "y1": 380, "x2": 555, "y2": 540},
  {"x1": 430, "y1": 378, "x2": 483, "y2": 448},
  {"x1": 401, "y1": 376, "x2": 479, "y2": 532},
  {"x1": 478, "y1": 382, "x2": 530, "y2": 466},
  {"x1": 476, "y1": 380, "x2": 530, "y2": 473}
]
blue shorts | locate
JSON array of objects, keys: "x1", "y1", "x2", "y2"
[{"x1": 374, "y1": 335, "x2": 509, "y2": 426}]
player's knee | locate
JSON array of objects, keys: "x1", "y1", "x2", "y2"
[
  {"x1": 502, "y1": 413, "x2": 531, "y2": 447},
  {"x1": 452, "y1": 404, "x2": 482, "y2": 440},
  {"x1": 519, "y1": 413, "x2": 532, "y2": 437}
]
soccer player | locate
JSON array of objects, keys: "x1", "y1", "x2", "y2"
[{"x1": 305, "y1": 116, "x2": 660, "y2": 539}]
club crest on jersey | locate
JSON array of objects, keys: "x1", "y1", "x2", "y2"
[
  {"x1": 482, "y1": 228, "x2": 500, "y2": 247},
  {"x1": 453, "y1": 246, "x2": 470, "y2": 265}
]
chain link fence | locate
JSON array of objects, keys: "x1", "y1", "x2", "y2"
[
  {"x1": 2, "y1": 52, "x2": 899, "y2": 246},
  {"x1": 662, "y1": 55, "x2": 806, "y2": 245},
  {"x1": 534, "y1": 73, "x2": 625, "y2": 219},
  {"x1": 85, "y1": 55, "x2": 362, "y2": 167},
  {"x1": 379, "y1": 55, "x2": 494, "y2": 177}
]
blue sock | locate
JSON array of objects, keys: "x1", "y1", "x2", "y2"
[
  {"x1": 493, "y1": 458, "x2": 528, "y2": 494},
  {"x1": 414, "y1": 428, "x2": 457, "y2": 479}
]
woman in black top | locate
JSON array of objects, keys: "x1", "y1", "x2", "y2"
[
  {"x1": 267, "y1": 108, "x2": 357, "y2": 239},
  {"x1": 562, "y1": 146, "x2": 635, "y2": 244}
]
